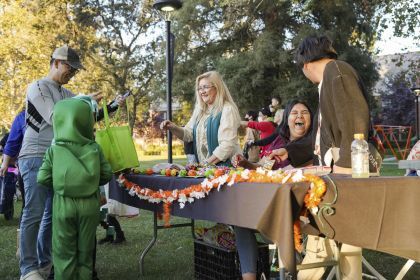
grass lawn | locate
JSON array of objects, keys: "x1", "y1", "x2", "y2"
[{"x1": 1, "y1": 157, "x2": 419, "y2": 279}]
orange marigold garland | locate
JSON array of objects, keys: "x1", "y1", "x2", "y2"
[
  {"x1": 117, "y1": 168, "x2": 327, "y2": 250},
  {"x1": 293, "y1": 219, "x2": 303, "y2": 253},
  {"x1": 163, "y1": 202, "x2": 172, "y2": 228}
]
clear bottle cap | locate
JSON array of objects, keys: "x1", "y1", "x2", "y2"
[{"x1": 354, "y1": 133, "x2": 364, "y2": 140}]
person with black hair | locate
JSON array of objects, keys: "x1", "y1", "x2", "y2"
[
  {"x1": 231, "y1": 100, "x2": 313, "y2": 280},
  {"x1": 235, "y1": 100, "x2": 314, "y2": 171},
  {"x1": 295, "y1": 34, "x2": 381, "y2": 280}
]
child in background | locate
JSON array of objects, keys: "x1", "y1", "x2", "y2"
[
  {"x1": 241, "y1": 107, "x2": 276, "y2": 158},
  {"x1": 98, "y1": 182, "x2": 138, "y2": 245},
  {"x1": 37, "y1": 98, "x2": 113, "y2": 280}
]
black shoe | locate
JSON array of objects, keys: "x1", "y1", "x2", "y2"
[
  {"x1": 112, "y1": 231, "x2": 126, "y2": 244},
  {"x1": 98, "y1": 235, "x2": 114, "y2": 244},
  {"x1": 92, "y1": 269, "x2": 100, "y2": 280},
  {"x1": 47, "y1": 266, "x2": 54, "y2": 280}
]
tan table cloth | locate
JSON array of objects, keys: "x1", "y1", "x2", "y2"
[{"x1": 109, "y1": 174, "x2": 420, "y2": 277}]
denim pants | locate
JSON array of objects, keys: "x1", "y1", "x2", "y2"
[
  {"x1": 234, "y1": 226, "x2": 258, "y2": 274},
  {"x1": 19, "y1": 157, "x2": 53, "y2": 276}
]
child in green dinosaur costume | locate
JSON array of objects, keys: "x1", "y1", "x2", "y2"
[{"x1": 37, "y1": 97, "x2": 113, "y2": 280}]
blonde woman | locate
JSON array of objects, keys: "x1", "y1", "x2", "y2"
[{"x1": 160, "y1": 71, "x2": 241, "y2": 165}]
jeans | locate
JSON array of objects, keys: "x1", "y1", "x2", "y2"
[
  {"x1": 234, "y1": 226, "x2": 258, "y2": 274},
  {"x1": 19, "y1": 157, "x2": 53, "y2": 277}
]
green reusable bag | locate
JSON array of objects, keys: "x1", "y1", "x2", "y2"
[{"x1": 95, "y1": 100, "x2": 139, "y2": 172}]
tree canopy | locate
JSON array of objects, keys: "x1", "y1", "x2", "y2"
[
  {"x1": 168, "y1": 0, "x2": 418, "y2": 118},
  {"x1": 0, "y1": 0, "x2": 418, "y2": 131}
]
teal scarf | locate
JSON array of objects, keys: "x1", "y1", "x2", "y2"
[{"x1": 192, "y1": 112, "x2": 231, "y2": 166}]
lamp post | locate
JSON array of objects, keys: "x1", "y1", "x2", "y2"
[
  {"x1": 411, "y1": 87, "x2": 420, "y2": 141},
  {"x1": 153, "y1": 0, "x2": 182, "y2": 163}
]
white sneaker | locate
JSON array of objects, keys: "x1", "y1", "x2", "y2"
[
  {"x1": 20, "y1": 270, "x2": 44, "y2": 280},
  {"x1": 38, "y1": 263, "x2": 52, "y2": 279}
]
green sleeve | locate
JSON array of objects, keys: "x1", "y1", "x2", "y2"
[
  {"x1": 37, "y1": 148, "x2": 54, "y2": 187},
  {"x1": 98, "y1": 145, "x2": 113, "y2": 185}
]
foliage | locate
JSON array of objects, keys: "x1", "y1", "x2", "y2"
[
  {"x1": 379, "y1": 70, "x2": 418, "y2": 126},
  {"x1": 0, "y1": 0, "x2": 94, "y2": 128},
  {"x1": 173, "y1": 100, "x2": 193, "y2": 125},
  {"x1": 164, "y1": 0, "x2": 417, "y2": 116},
  {"x1": 0, "y1": 0, "x2": 160, "y2": 132},
  {"x1": 70, "y1": 0, "x2": 160, "y2": 130},
  {"x1": 0, "y1": 0, "x2": 418, "y2": 133},
  {"x1": 134, "y1": 109, "x2": 165, "y2": 140}
]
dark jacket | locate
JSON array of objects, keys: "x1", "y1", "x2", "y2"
[
  {"x1": 317, "y1": 60, "x2": 370, "y2": 168},
  {"x1": 253, "y1": 127, "x2": 313, "y2": 167}
]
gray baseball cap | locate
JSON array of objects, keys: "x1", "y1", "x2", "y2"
[{"x1": 52, "y1": 45, "x2": 85, "y2": 70}]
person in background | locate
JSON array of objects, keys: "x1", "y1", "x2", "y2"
[
  {"x1": 405, "y1": 140, "x2": 420, "y2": 176},
  {"x1": 241, "y1": 107, "x2": 276, "y2": 159},
  {"x1": 0, "y1": 132, "x2": 17, "y2": 221},
  {"x1": 98, "y1": 181, "x2": 139, "y2": 245},
  {"x1": 37, "y1": 98, "x2": 113, "y2": 280},
  {"x1": 295, "y1": 34, "x2": 379, "y2": 280},
  {"x1": 0, "y1": 110, "x2": 26, "y2": 257},
  {"x1": 235, "y1": 100, "x2": 314, "y2": 170},
  {"x1": 160, "y1": 70, "x2": 242, "y2": 166},
  {"x1": 269, "y1": 96, "x2": 284, "y2": 125},
  {"x1": 1, "y1": 112, "x2": 25, "y2": 182},
  {"x1": 0, "y1": 133, "x2": 10, "y2": 152},
  {"x1": 243, "y1": 111, "x2": 260, "y2": 163}
]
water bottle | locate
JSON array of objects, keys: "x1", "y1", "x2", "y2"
[{"x1": 351, "y1": 133, "x2": 369, "y2": 178}]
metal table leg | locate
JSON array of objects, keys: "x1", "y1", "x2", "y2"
[
  {"x1": 362, "y1": 256, "x2": 386, "y2": 280},
  {"x1": 139, "y1": 211, "x2": 158, "y2": 276},
  {"x1": 139, "y1": 210, "x2": 195, "y2": 277},
  {"x1": 277, "y1": 247, "x2": 287, "y2": 280},
  {"x1": 395, "y1": 259, "x2": 415, "y2": 280}
]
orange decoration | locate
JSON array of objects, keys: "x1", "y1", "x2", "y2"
[
  {"x1": 117, "y1": 168, "x2": 327, "y2": 251},
  {"x1": 293, "y1": 219, "x2": 303, "y2": 253},
  {"x1": 163, "y1": 202, "x2": 172, "y2": 227}
]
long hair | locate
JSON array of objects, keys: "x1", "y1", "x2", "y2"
[
  {"x1": 192, "y1": 71, "x2": 240, "y2": 122},
  {"x1": 277, "y1": 100, "x2": 313, "y2": 140}
]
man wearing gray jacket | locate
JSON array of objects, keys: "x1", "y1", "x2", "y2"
[{"x1": 18, "y1": 46, "x2": 103, "y2": 280}]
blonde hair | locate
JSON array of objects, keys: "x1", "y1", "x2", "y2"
[{"x1": 192, "y1": 71, "x2": 240, "y2": 122}]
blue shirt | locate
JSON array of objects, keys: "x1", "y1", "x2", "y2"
[{"x1": 4, "y1": 111, "x2": 26, "y2": 158}]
